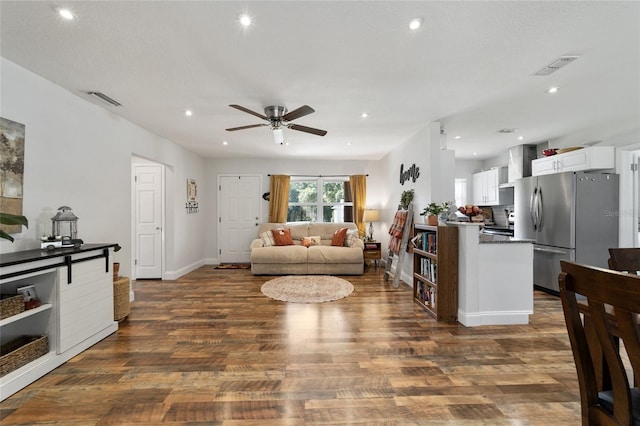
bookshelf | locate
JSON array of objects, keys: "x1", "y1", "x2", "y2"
[{"x1": 412, "y1": 224, "x2": 458, "y2": 323}]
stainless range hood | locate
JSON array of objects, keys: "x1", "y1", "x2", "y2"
[{"x1": 500, "y1": 144, "x2": 538, "y2": 188}]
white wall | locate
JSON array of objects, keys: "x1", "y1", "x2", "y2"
[
  {"x1": 379, "y1": 122, "x2": 455, "y2": 285},
  {"x1": 0, "y1": 58, "x2": 206, "y2": 280}
]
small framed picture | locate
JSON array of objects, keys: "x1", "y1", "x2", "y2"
[
  {"x1": 17, "y1": 285, "x2": 37, "y2": 302},
  {"x1": 187, "y1": 178, "x2": 197, "y2": 202}
]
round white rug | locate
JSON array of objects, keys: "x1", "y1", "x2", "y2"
[{"x1": 261, "y1": 275, "x2": 354, "y2": 303}]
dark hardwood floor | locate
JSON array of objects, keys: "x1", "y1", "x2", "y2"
[{"x1": 0, "y1": 266, "x2": 582, "y2": 425}]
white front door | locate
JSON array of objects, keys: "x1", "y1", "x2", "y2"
[
  {"x1": 219, "y1": 175, "x2": 261, "y2": 263},
  {"x1": 135, "y1": 164, "x2": 163, "y2": 278}
]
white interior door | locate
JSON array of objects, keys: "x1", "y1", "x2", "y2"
[
  {"x1": 135, "y1": 164, "x2": 163, "y2": 278},
  {"x1": 218, "y1": 175, "x2": 261, "y2": 263}
]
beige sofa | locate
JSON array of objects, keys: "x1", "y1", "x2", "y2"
[{"x1": 250, "y1": 222, "x2": 364, "y2": 275}]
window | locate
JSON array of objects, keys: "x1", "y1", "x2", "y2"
[
  {"x1": 288, "y1": 178, "x2": 353, "y2": 222},
  {"x1": 455, "y1": 178, "x2": 467, "y2": 208}
]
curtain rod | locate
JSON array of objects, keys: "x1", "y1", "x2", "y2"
[{"x1": 267, "y1": 174, "x2": 368, "y2": 177}]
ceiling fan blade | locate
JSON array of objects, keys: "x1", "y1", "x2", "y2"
[
  {"x1": 288, "y1": 124, "x2": 327, "y2": 136},
  {"x1": 229, "y1": 104, "x2": 267, "y2": 121},
  {"x1": 282, "y1": 105, "x2": 315, "y2": 121},
  {"x1": 225, "y1": 123, "x2": 268, "y2": 131}
]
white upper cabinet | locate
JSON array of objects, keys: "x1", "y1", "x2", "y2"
[
  {"x1": 473, "y1": 167, "x2": 508, "y2": 206},
  {"x1": 532, "y1": 146, "x2": 615, "y2": 176}
]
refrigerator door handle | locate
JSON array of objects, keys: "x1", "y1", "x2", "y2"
[
  {"x1": 530, "y1": 187, "x2": 538, "y2": 230},
  {"x1": 534, "y1": 246, "x2": 569, "y2": 255},
  {"x1": 537, "y1": 188, "x2": 543, "y2": 230}
]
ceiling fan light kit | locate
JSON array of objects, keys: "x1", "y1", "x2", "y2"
[{"x1": 226, "y1": 104, "x2": 328, "y2": 144}]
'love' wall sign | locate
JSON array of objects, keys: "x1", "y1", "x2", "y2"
[{"x1": 400, "y1": 163, "x2": 420, "y2": 185}]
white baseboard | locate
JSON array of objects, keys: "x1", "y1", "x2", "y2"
[
  {"x1": 457, "y1": 310, "x2": 532, "y2": 327},
  {"x1": 164, "y1": 259, "x2": 206, "y2": 280}
]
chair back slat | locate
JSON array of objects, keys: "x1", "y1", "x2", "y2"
[
  {"x1": 608, "y1": 248, "x2": 640, "y2": 275},
  {"x1": 559, "y1": 260, "x2": 640, "y2": 426}
]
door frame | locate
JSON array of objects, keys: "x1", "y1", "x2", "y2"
[
  {"x1": 131, "y1": 157, "x2": 166, "y2": 280},
  {"x1": 217, "y1": 174, "x2": 262, "y2": 264}
]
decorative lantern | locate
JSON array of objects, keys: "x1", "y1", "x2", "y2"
[{"x1": 51, "y1": 206, "x2": 78, "y2": 239}]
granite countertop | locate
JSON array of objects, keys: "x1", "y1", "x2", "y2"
[{"x1": 479, "y1": 234, "x2": 535, "y2": 244}]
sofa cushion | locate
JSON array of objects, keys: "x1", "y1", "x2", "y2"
[
  {"x1": 307, "y1": 222, "x2": 356, "y2": 240},
  {"x1": 260, "y1": 230, "x2": 276, "y2": 246},
  {"x1": 345, "y1": 229, "x2": 359, "y2": 247},
  {"x1": 331, "y1": 227, "x2": 348, "y2": 246},
  {"x1": 251, "y1": 245, "x2": 308, "y2": 264},
  {"x1": 308, "y1": 246, "x2": 364, "y2": 264},
  {"x1": 272, "y1": 228, "x2": 294, "y2": 246},
  {"x1": 302, "y1": 236, "x2": 321, "y2": 247},
  {"x1": 289, "y1": 223, "x2": 310, "y2": 241},
  {"x1": 257, "y1": 223, "x2": 287, "y2": 235}
]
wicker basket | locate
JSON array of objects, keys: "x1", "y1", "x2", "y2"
[
  {"x1": 113, "y1": 277, "x2": 130, "y2": 322},
  {"x1": 0, "y1": 294, "x2": 25, "y2": 320},
  {"x1": 0, "y1": 335, "x2": 48, "y2": 376}
]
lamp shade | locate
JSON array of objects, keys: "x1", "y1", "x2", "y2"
[{"x1": 363, "y1": 209, "x2": 379, "y2": 222}]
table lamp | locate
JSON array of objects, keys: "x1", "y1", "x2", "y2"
[{"x1": 363, "y1": 209, "x2": 379, "y2": 241}]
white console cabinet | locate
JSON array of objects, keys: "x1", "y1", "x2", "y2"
[
  {"x1": 0, "y1": 244, "x2": 118, "y2": 401},
  {"x1": 532, "y1": 146, "x2": 615, "y2": 176}
]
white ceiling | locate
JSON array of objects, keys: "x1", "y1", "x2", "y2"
[{"x1": 1, "y1": 1, "x2": 638, "y2": 161}]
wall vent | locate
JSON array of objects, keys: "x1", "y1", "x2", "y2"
[
  {"x1": 87, "y1": 91, "x2": 122, "y2": 106},
  {"x1": 533, "y1": 56, "x2": 579, "y2": 76}
]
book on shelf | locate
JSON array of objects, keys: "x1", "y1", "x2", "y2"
[{"x1": 427, "y1": 233, "x2": 437, "y2": 254}]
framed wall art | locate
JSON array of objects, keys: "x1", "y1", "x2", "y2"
[
  {"x1": 0, "y1": 117, "x2": 26, "y2": 235},
  {"x1": 186, "y1": 178, "x2": 198, "y2": 213}
]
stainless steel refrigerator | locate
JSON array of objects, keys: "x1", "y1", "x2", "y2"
[{"x1": 514, "y1": 171, "x2": 619, "y2": 293}]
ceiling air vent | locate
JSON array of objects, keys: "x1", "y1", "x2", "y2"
[
  {"x1": 533, "y1": 56, "x2": 579, "y2": 76},
  {"x1": 87, "y1": 91, "x2": 122, "y2": 107}
]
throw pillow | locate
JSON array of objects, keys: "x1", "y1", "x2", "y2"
[
  {"x1": 344, "y1": 229, "x2": 359, "y2": 247},
  {"x1": 331, "y1": 227, "x2": 349, "y2": 247},
  {"x1": 260, "y1": 230, "x2": 276, "y2": 246},
  {"x1": 302, "y1": 235, "x2": 322, "y2": 247},
  {"x1": 272, "y1": 228, "x2": 294, "y2": 246}
]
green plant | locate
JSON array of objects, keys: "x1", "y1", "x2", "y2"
[
  {"x1": 0, "y1": 212, "x2": 28, "y2": 242},
  {"x1": 420, "y1": 201, "x2": 451, "y2": 217},
  {"x1": 400, "y1": 189, "x2": 414, "y2": 209}
]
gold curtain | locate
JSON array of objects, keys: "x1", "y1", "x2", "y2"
[
  {"x1": 268, "y1": 175, "x2": 290, "y2": 223},
  {"x1": 349, "y1": 175, "x2": 367, "y2": 237}
]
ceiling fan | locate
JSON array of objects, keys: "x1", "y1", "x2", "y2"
[{"x1": 225, "y1": 104, "x2": 327, "y2": 144}]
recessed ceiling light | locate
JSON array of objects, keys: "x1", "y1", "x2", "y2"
[
  {"x1": 453, "y1": 135, "x2": 461, "y2": 139},
  {"x1": 547, "y1": 86, "x2": 559, "y2": 94},
  {"x1": 518, "y1": 136, "x2": 525, "y2": 140},
  {"x1": 222, "y1": 141, "x2": 228, "y2": 146},
  {"x1": 409, "y1": 18, "x2": 423, "y2": 30},
  {"x1": 361, "y1": 112, "x2": 369, "y2": 118},
  {"x1": 185, "y1": 110, "x2": 193, "y2": 117},
  {"x1": 347, "y1": 142, "x2": 352, "y2": 146},
  {"x1": 239, "y1": 14, "x2": 252, "y2": 27},
  {"x1": 473, "y1": 152, "x2": 478, "y2": 156},
  {"x1": 57, "y1": 8, "x2": 76, "y2": 20}
]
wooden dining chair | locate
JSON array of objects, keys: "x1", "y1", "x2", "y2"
[
  {"x1": 559, "y1": 260, "x2": 640, "y2": 425},
  {"x1": 608, "y1": 248, "x2": 640, "y2": 275}
]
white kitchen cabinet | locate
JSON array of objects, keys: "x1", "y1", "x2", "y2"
[
  {"x1": 473, "y1": 167, "x2": 507, "y2": 206},
  {"x1": 532, "y1": 146, "x2": 615, "y2": 176},
  {"x1": 0, "y1": 244, "x2": 118, "y2": 401}
]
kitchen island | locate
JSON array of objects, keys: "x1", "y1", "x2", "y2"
[{"x1": 449, "y1": 222, "x2": 534, "y2": 326}]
